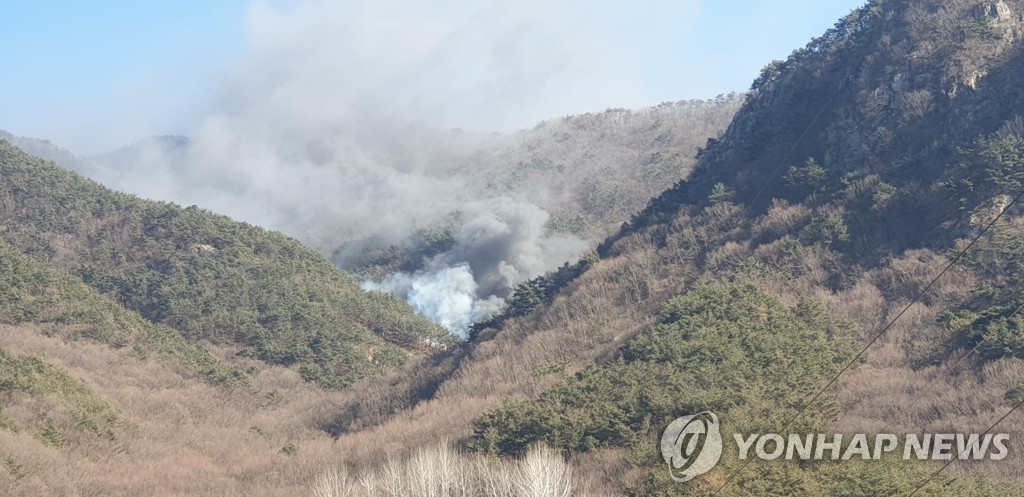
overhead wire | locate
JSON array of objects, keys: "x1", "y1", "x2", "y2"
[{"x1": 712, "y1": 188, "x2": 1024, "y2": 495}]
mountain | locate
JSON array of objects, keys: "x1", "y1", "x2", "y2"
[
  {"x1": 6, "y1": 98, "x2": 743, "y2": 342},
  {"x1": 0, "y1": 141, "x2": 454, "y2": 390},
  {"x1": 314, "y1": 1, "x2": 1024, "y2": 495},
  {"x1": 81, "y1": 135, "x2": 191, "y2": 184},
  {"x1": 6, "y1": 0, "x2": 1024, "y2": 494},
  {"x1": 0, "y1": 138, "x2": 467, "y2": 495},
  {"x1": 0, "y1": 130, "x2": 88, "y2": 172},
  {"x1": 462, "y1": 96, "x2": 745, "y2": 239},
  {"x1": 626, "y1": 0, "x2": 1024, "y2": 246},
  {"x1": 338, "y1": 96, "x2": 743, "y2": 279},
  {"x1": 0, "y1": 108, "x2": 745, "y2": 495}
]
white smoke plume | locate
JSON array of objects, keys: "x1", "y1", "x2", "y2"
[
  {"x1": 363, "y1": 201, "x2": 588, "y2": 337},
  {"x1": 63, "y1": 1, "x2": 623, "y2": 335},
  {"x1": 364, "y1": 265, "x2": 501, "y2": 337}
]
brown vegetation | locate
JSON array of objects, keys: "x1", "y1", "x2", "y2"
[
  {"x1": 309, "y1": 443, "x2": 576, "y2": 497},
  {"x1": 6, "y1": 1, "x2": 1024, "y2": 495}
]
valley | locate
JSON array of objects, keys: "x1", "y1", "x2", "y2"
[{"x1": 3, "y1": 0, "x2": 1024, "y2": 495}]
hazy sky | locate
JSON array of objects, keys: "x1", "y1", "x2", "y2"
[{"x1": 1, "y1": 0, "x2": 864, "y2": 154}]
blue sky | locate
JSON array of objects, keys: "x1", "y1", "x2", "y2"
[{"x1": 1, "y1": 0, "x2": 865, "y2": 153}]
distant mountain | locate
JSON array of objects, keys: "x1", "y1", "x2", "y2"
[
  {"x1": 469, "y1": 96, "x2": 745, "y2": 238},
  {"x1": 84, "y1": 134, "x2": 190, "y2": 177},
  {"x1": 342, "y1": 96, "x2": 743, "y2": 278},
  {"x1": 0, "y1": 131, "x2": 190, "y2": 185},
  {"x1": 0, "y1": 130, "x2": 88, "y2": 172}
]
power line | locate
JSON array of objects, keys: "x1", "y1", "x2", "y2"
[
  {"x1": 712, "y1": 188, "x2": 1024, "y2": 495},
  {"x1": 873, "y1": 300, "x2": 1024, "y2": 437},
  {"x1": 746, "y1": 79, "x2": 847, "y2": 208},
  {"x1": 903, "y1": 394, "x2": 1024, "y2": 497},
  {"x1": 896, "y1": 302, "x2": 1024, "y2": 497}
]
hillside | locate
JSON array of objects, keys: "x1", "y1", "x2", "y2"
[
  {"x1": 0, "y1": 130, "x2": 87, "y2": 173},
  {"x1": 6, "y1": 0, "x2": 1024, "y2": 495},
  {"x1": 7, "y1": 97, "x2": 741, "y2": 341},
  {"x1": 314, "y1": 1, "x2": 1024, "y2": 495},
  {"x1": 621, "y1": 0, "x2": 1023, "y2": 245},
  {"x1": 0, "y1": 95, "x2": 741, "y2": 496},
  {"x1": 0, "y1": 141, "x2": 454, "y2": 389},
  {"x1": 464, "y1": 95, "x2": 745, "y2": 239},
  {"x1": 7, "y1": 98, "x2": 741, "y2": 296},
  {"x1": 337, "y1": 96, "x2": 743, "y2": 279},
  {"x1": 0, "y1": 241, "x2": 244, "y2": 386}
]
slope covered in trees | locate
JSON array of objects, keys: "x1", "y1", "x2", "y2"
[
  {"x1": 474, "y1": 96, "x2": 745, "y2": 239},
  {"x1": 0, "y1": 93, "x2": 743, "y2": 496},
  {"x1": 315, "y1": 1, "x2": 1024, "y2": 495},
  {"x1": 0, "y1": 241, "x2": 244, "y2": 387},
  {"x1": 0, "y1": 141, "x2": 454, "y2": 389},
  {"x1": 336, "y1": 96, "x2": 743, "y2": 278},
  {"x1": 629, "y1": 0, "x2": 1024, "y2": 243},
  {"x1": 7, "y1": 0, "x2": 1024, "y2": 494},
  {"x1": 474, "y1": 282, "x2": 1018, "y2": 496}
]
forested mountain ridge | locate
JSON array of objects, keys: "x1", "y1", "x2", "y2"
[
  {"x1": 629, "y1": 0, "x2": 1024, "y2": 245},
  {"x1": 335, "y1": 96, "x2": 743, "y2": 279},
  {"x1": 6, "y1": 0, "x2": 1024, "y2": 494},
  {"x1": 317, "y1": 1, "x2": 1024, "y2": 495},
  {"x1": 2, "y1": 97, "x2": 743, "y2": 287},
  {"x1": 3, "y1": 98, "x2": 743, "y2": 339},
  {"x1": 472, "y1": 96, "x2": 745, "y2": 239},
  {"x1": 0, "y1": 130, "x2": 87, "y2": 173},
  {"x1": 0, "y1": 140, "x2": 455, "y2": 389},
  {"x1": 0, "y1": 92, "x2": 743, "y2": 496}
]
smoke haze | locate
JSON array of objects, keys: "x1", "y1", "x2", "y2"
[
  {"x1": 67, "y1": 0, "x2": 646, "y2": 335},
  {"x1": 363, "y1": 201, "x2": 588, "y2": 337}
]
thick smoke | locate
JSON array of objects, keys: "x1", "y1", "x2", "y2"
[
  {"x1": 365, "y1": 265, "x2": 500, "y2": 336},
  {"x1": 75, "y1": 0, "x2": 635, "y2": 248},
  {"x1": 364, "y1": 201, "x2": 588, "y2": 337},
  {"x1": 63, "y1": 0, "x2": 627, "y2": 336}
]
